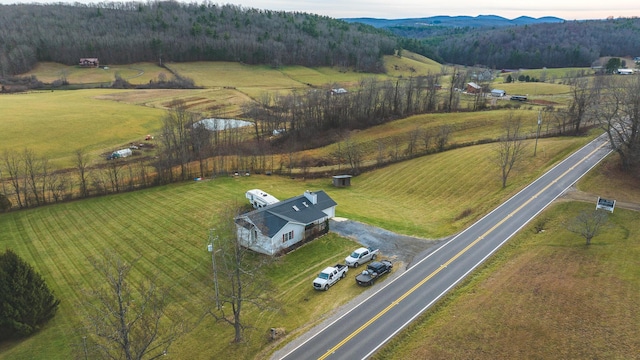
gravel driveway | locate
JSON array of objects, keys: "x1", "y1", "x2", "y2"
[
  {"x1": 330, "y1": 217, "x2": 446, "y2": 270},
  {"x1": 269, "y1": 219, "x2": 445, "y2": 360}
]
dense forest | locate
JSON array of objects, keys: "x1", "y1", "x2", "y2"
[
  {"x1": 0, "y1": 1, "x2": 397, "y2": 76},
  {"x1": 396, "y1": 18, "x2": 640, "y2": 69},
  {"x1": 3, "y1": 2, "x2": 640, "y2": 76}
]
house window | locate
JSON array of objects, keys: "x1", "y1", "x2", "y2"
[{"x1": 282, "y1": 230, "x2": 294, "y2": 243}]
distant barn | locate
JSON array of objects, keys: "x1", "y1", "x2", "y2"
[
  {"x1": 79, "y1": 58, "x2": 99, "y2": 67},
  {"x1": 332, "y1": 175, "x2": 352, "y2": 187},
  {"x1": 466, "y1": 82, "x2": 482, "y2": 94}
]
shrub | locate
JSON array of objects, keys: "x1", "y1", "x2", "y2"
[
  {"x1": 0, "y1": 194, "x2": 10, "y2": 212},
  {"x1": 0, "y1": 249, "x2": 60, "y2": 340}
]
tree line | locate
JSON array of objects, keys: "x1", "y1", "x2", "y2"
[
  {"x1": 395, "y1": 18, "x2": 640, "y2": 69},
  {"x1": 0, "y1": 2, "x2": 397, "y2": 77}
]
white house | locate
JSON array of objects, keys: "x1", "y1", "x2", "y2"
[
  {"x1": 491, "y1": 89, "x2": 506, "y2": 97},
  {"x1": 235, "y1": 190, "x2": 337, "y2": 255}
]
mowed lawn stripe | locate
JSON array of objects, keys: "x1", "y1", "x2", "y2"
[{"x1": 80, "y1": 195, "x2": 205, "y2": 300}]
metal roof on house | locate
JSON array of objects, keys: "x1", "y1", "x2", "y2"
[{"x1": 237, "y1": 190, "x2": 336, "y2": 238}]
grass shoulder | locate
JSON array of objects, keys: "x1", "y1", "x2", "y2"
[{"x1": 374, "y1": 196, "x2": 640, "y2": 359}]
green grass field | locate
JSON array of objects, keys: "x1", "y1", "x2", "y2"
[{"x1": 0, "y1": 89, "x2": 164, "y2": 167}]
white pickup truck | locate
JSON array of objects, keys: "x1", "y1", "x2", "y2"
[
  {"x1": 345, "y1": 247, "x2": 379, "y2": 268},
  {"x1": 313, "y1": 264, "x2": 348, "y2": 291}
]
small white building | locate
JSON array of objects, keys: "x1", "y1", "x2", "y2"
[
  {"x1": 235, "y1": 190, "x2": 337, "y2": 255},
  {"x1": 114, "y1": 148, "x2": 132, "y2": 158},
  {"x1": 491, "y1": 89, "x2": 506, "y2": 97},
  {"x1": 617, "y1": 68, "x2": 635, "y2": 75}
]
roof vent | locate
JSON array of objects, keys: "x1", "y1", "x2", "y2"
[
  {"x1": 302, "y1": 201, "x2": 309, "y2": 207},
  {"x1": 292, "y1": 205, "x2": 300, "y2": 211}
]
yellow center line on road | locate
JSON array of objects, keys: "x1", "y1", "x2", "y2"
[{"x1": 318, "y1": 141, "x2": 608, "y2": 360}]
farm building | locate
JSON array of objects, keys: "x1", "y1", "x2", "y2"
[
  {"x1": 235, "y1": 190, "x2": 337, "y2": 256},
  {"x1": 79, "y1": 58, "x2": 99, "y2": 67},
  {"x1": 617, "y1": 68, "x2": 635, "y2": 75},
  {"x1": 472, "y1": 69, "x2": 493, "y2": 81},
  {"x1": 491, "y1": 89, "x2": 506, "y2": 97},
  {"x1": 332, "y1": 175, "x2": 352, "y2": 187},
  {"x1": 466, "y1": 82, "x2": 482, "y2": 94}
]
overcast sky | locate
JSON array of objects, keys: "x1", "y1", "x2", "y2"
[{"x1": 1, "y1": 0, "x2": 639, "y2": 20}]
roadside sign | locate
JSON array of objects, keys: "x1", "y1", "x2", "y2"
[{"x1": 596, "y1": 197, "x2": 615, "y2": 213}]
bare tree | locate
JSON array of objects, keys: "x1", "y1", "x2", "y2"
[
  {"x1": 405, "y1": 127, "x2": 420, "y2": 157},
  {"x1": 105, "y1": 160, "x2": 124, "y2": 193},
  {"x1": 595, "y1": 75, "x2": 640, "y2": 172},
  {"x1": 375, "y1": 139, "x2": 386, "y2": 166},
  {"x1": 421, "y1": 127, "x2": 434, "y2": 153},
  {"x1": 207, "y1": 213, "x2": 277, "y2": 343},
  {"x1": 343, "y1": 137, "x2": 364, "y2": 174},
  {"x1": 160, "y1": 100, "x2": 197, "y2": 181},
  {"x1": 494, "y1": 113, "x2": 527, "y2": 188},
  {"x1": 566, "y1": 210, "x2": 609, "y2": 245},
  {"x1": 75, "y1": 148, "x2": 90, "y2": 198},
  {"x1": 565, "y1": 77, "x2": 597, "y2": 134},
  {"x1": 446, "y1": 67, "x2": 465, "y2": 113},
  {"x1": 435, "y1": 124, "x2": 452, "y2": 152},
  {"x1": 82, "y1": 251, "x2": 188, "y2": 360},
  {"x1": 2, "y1": 150, "x2": 24, "y2": 208}
]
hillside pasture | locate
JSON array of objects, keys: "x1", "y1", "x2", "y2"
[
  {"x1": 93, "y1": 87, "x2": 254, "y2": 118},
  {"x1": 329, "y1": 136, "x2": 591, "y2": 238},
  {"x1": 492, "y1": 81, "x2": 571, "y2": 97},
  {"x1": 22, "y1": 62, "x2": 171, "y2": 85},
  {"x1": 294, "y1": 108, "x2": 558, "y2": 167},
  {"x1": 164, "y1": 61, "x2": 304, "y2": 90},
  {"x1": 383, "y1": 53, "x2": 443, "y2": 77},
  {"x1": 0, "y1": 89, "x2": 164, "y2": 167}
]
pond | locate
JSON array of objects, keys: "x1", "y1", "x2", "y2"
[{"x1": 195, "y1": 118, "x2": 253, "y2": 131}]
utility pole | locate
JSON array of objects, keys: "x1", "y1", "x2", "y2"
[
  {"x1": 534, "y1": 109, "x2": 542, "y2": 156},
  {"x1": 208, "y1": 229, "x2": 220, "y2": 310}
]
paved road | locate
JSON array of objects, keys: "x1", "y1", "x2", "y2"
[{"x1": 273, "y1": 134, "x2": 612, "y2": 360}]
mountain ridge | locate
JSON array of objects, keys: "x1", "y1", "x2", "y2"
[{"x1": 342, "y1": 14, "x2": 565, "y2": 28}]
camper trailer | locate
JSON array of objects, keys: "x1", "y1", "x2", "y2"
[{"x1": 245, "y1": 189, "x2": 279, "y2": 209}]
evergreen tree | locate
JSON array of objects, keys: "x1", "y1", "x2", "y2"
[
  {"x1": 0, "y1": 194, "x2": 10, "y2": 212},
  {"x1": 606, "y1": 58, "x2": 622, "y2": 74},
  {"x1": 0, "y1": 249, "x2": 60, "y2": 340}
]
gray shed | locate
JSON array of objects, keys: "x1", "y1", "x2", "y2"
[{"x1": 332, "y1": 175, "x2": 352, "y2": 187}]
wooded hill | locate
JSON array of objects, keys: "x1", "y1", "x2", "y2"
[
  {"x1": 0, "y1": 2, "x2": 396, "y2": 77},
  {"x1": 395, "y1": 17, "x2": 640, "y2": 69}
]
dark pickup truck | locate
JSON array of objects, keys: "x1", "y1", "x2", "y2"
[{"x1": 355, "y1": 260, "x2": 393, "y2": 286}]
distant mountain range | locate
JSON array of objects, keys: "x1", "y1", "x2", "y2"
[{"x1": 342, "y1": 15, "x2": 565, "y2": 29}]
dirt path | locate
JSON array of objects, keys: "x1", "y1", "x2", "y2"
[{"x1": 559, "y1": 186, "x2": 640, "y2": 211}]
